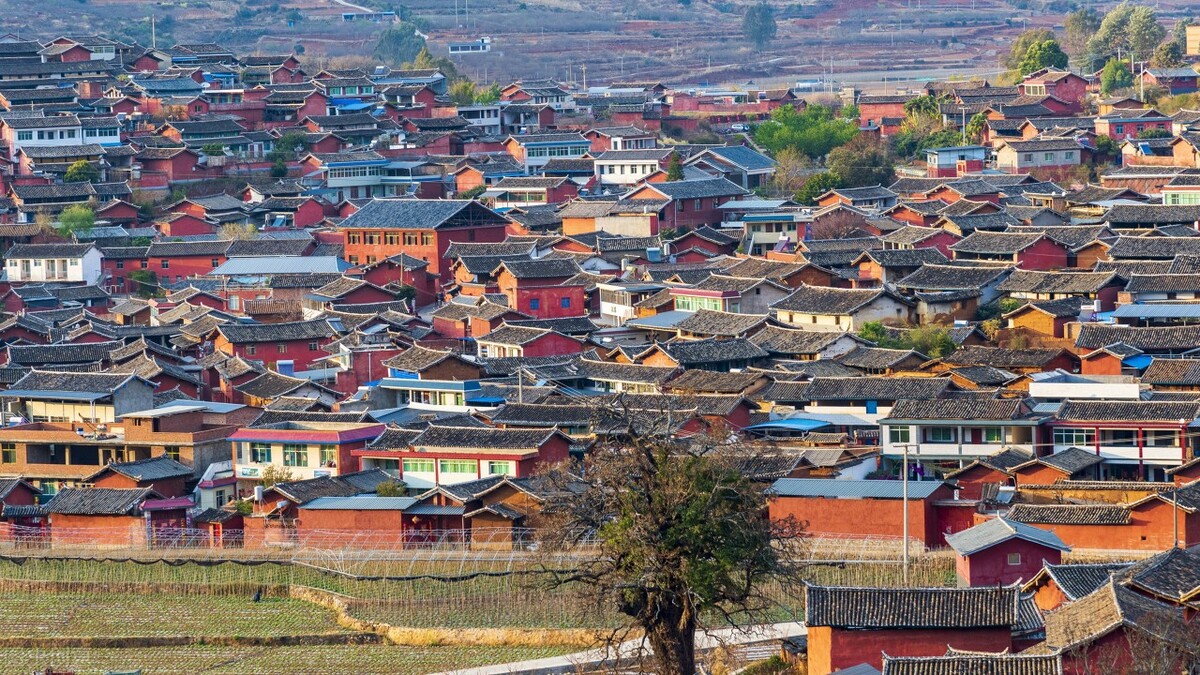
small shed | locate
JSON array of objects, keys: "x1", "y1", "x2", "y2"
[{"x1": 946, "y1": 516, "x2": 1069, "y2": 587}]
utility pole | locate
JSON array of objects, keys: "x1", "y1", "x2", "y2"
[
  {"x1": 581, "y1": 64, "x2": 587, "y2": 90},
  {"x1": 960, "y1": 105, "x2": 968, "y2": 144},
  {"x1": 902, "y1": 442, "x2": 909, "y2": 584},
  {"x1": 151, "y1": 16, "x2": 156, "y2": 50}
]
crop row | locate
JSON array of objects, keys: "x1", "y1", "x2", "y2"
[{"x1": 6, "y1": 644, "x2": 579, "y2": 674}]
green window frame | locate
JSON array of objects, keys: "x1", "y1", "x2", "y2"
[
  {"x1": 403, "y1": 458, "x2": 435, "y2": 473},
  {"x1": 283, "y1": 444, "x2": 308, "y2": 467},
  {"x1": 439, "y1": 459, "x2": 478, "y2": 475},
  {"x1": 249, "y1": 443, "x2": 271, "y2": 463}
]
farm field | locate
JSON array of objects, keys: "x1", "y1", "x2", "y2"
[
  {"x1": 0, "y1": 591, "x2": 350, "y2": 638},
  {"x1": 3, "y1": 645, "x2": 578, "y2": 674}
]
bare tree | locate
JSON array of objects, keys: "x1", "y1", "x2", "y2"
[{"x1": 536, "y1": 397, "x2": 804, "y2": 675}]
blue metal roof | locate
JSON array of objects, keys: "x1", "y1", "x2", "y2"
[
  {"x1": 1111, "y1": 304, "x2": 1200, "y2": 319},
  {"x1": 770, "y1": 478, "x2": 945, "y2": 500},
  {"x1": 747, "y1": 418, "x2": 831, "y2": 432},
  {"x1": 301, "y1": 496, "x2": 417, "y2": 511}
]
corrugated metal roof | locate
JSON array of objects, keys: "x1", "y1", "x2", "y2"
[
  {"x1": 300, "y1": 496, "x2": 417, "y2": 510},
  {"x1": 1111, "y1": 304, "x2": 1200, "y2": 319},
  {"x1": 944, "y1": 516, "x2": 1070, "y2": 556},
  {"x1": 770, "y1": 478, "x2": 945, "y2": 500},
  {"x1": 209, "y1": 256, "x2": 350, "y2": 276}
]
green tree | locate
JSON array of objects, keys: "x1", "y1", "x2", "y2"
[
  {"x1": 1064, "y1": 8, "x2": 1102, "y2": 68},
  {"x1": 260, "y1": 465, "x2": 294, "y2": 488},
  {"x1": 794, "y1": 171, "x2": 841, "y2": 205},
  {"x1": 1094, "y1": 134, "x2": 1120, "y2": 157},
  {"x1": 964, "y1": 111, "x2": 989, "y2": 144},
  {"x1": 1017, "y1": 39, "x2": 1069, "y2": 76},
  {"x1": 537, "y1": 412, "x2": 802, "y2": 675},
  {"x1": 475, "y1": 83, "x2": 501, "y2": 104},
  {"x1": 373, "y1": 23, "x2": 426, "y2": 66},
  {"x1": 665, "y1": 153, "x2": 685, "y2": 181},
  {"x1": 1005, "y1": 28, "x2": 1055, "y2": 71},
  {"x1": 1101, "y1": 58, "x2": 1135, "y2": 95},
  {"x1": 903, "y1": 94, "x2": 941, "y2": 120},
  {"x1": 1151, "y1": 41, "x2": 1184, "y2": 68},
  {"x1": 752, "y1": 103, "x2": 858, "y2": 158},
  {"x1": 57, "y1": 204, "x2": 94, "y2": 239},
  {"x1": 904, "y1": 326, "x2": 956, "y2": 358},
  {"x1": 63, "y1": 160, "x2": 100, "y2": 184},
  {"x1": 1138, "y1": 128, "x2": 1173, "y2": 139},
  {"x1": 404, "y1": 47, "x2": 461, "y2": 82},
  {"x1": 127, "y1": 269, "x2": 160, "y2": 298},
  {"x1": 375, "y1": 480, "x2": 405, "y2": 497},
  {"x1": 858, "y1": 321, "x2": 898, "y2": 348},
  {"x1": 448, "y1": 79, "x2": 478, "y2": 106},
  {"x1": 1173, "y1": 18, "x2": 1194, "y2": 50},
  {"x1": 826, "y1": 135, "x2": 895, "y2": 189},
  {"x1": 1089, "y1": 2, "x2": 1137, "y2": 58},
  {"x1": 742, "y1": 1, "x2": 777, "y2": 51},
  {"x1": 1127, "y1": 5, "x2": 1167, "y2": 62}
]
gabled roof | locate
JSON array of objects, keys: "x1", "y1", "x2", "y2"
[
  {"x1": 84, "y1": 456, "x2": 193, "y2": 483},
  {"x1": 997, "y1": 269, "x2": 1121, "y2": 294},
  {"x1": 772, "y1": 285, "x2": 909, "y2": 315},
  {"x1": 880, "y1": 652, "x2": 1061, "y2": 675},
  {"x1": 945, "y1": 516, "x2": 1069, "y2": 556},
  {"x1": 44, "y1": 486, "x2": 160, "y2": 515},
  {"x1": 894, "y1": 264, "x2": 1011, "y2": 291},
  {"x1": 409, "y1": 425, "x2": 565, "y2": 452},
  {"x1": 627, "y1": 176, "x2": 747, "y2": 201},
  {"x1": 804, "y1": 584, "x2": 1018, "y2": 629},
  {"x1": 748, "y1": 325, "x2": 861, "y2": 356},
  {"x1": 1005, "y1": 503, "x2": 1130, "y2": 525},
  {"x1": 338, "y1": 199, "x2": 507, "y2": 230},
  {"x1": 885, "y1": 398, "x2": 1031, "y2": 422},
  {"x1": 1025, "y1": 562, "x2": 1131, "y2": 601},
  {"x1": 217, "y1": 319, "x2": 337, "y2": 343},
  {"x1": 1075, "y1": 324, "x2": 1200, "y2": 351},
  {"x1": 1013, "y1": 446, "x2": 1103, "y2": 476},
  {"x1": 945, "y1": 447, "x2": 1032, "y2": 478},
  {"x1": 801, "y1": 376, "x2": 949, "y2": 401},
  {"x1": 1042, "y1": 580, "x2": 1189, "y2": 653}
]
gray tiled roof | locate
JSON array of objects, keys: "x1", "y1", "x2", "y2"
[
  {"x1": 886, "y1": 398, "x2": 1028, "y2": 422},
  {"x1": 1007, "y1": 500, "x2": 1132, "y2": 523},
  {"x1": 772, "y1": 285, "x2": 900, "y2": 315},
  {"x1": 45, "y1": 487, "x2": 157, "y2": 515},
  {"x1": 805, "y1": 584, "x2": 1018, "y2": 629},
  {"x1": 657, "y1": 338, "x2": 768, "y2": 365},
  {"x1": 1055, "y1": 399, "x2": 1200, "y2": 423},
  {"x1": 880, "y1": 653, "x2": 1061, "y2": 675},
  {"x1": 895, "y1": 264, "x2": 1010, "y2": 291},
  {"x1": 1074, "y1": 324, "x2": 1200, "y2": 351},
  {"x1": 802, "y1": 376, "x2": 949, "y2": 401},
  {"x1": 945, "y1": 516, "x2": 1069, "y2": 556},
  {"x1": 410, "y1": 425, "x2": 560, "y2": 450},
  {"x1": 1036, "y1": 562, "x2": 1131, "y2": 601},
  {"x1": 217, "y1": 319, "x2": 337, "y2": 343},
  {"x1": 87, "y1": 456, "x2": 193, "y2": 482},
  {"x1": 339, "y1": 199, "x2": 507, "y2": 230}
]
